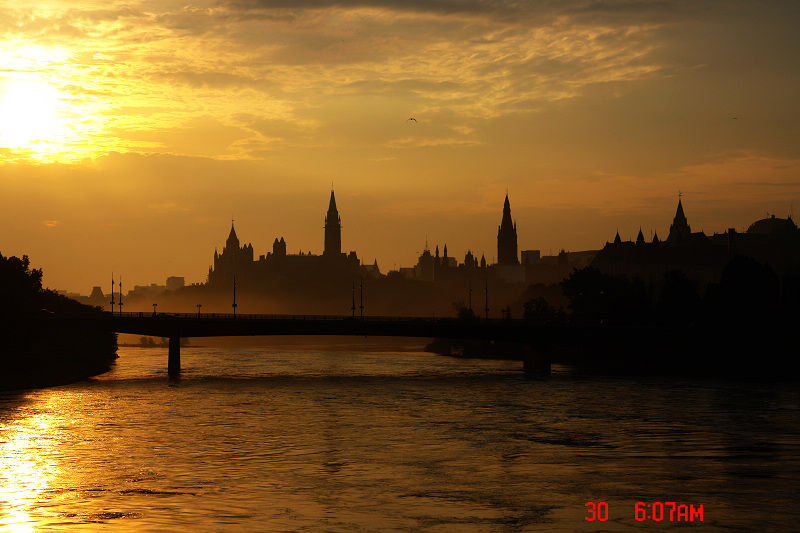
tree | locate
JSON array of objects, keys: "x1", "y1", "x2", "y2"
[
  {"x1": 657, "y1": 270, "x2": 701, "y2": 326},
  {"x1": 560, "y1": 267, "x2": 652, "y2": 325},
  {"x1": 704, "y1": 255, "x2": 780, "y2": 326},
  {"x1": 523, "y1": 296, "x2": 556, "y2": 324},
  {"x1": 0, "y1": 253, "x2": 44, "y2": 317}
]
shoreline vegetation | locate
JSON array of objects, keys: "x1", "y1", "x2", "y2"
[
  {"x1": 0, "y1": 253, "x2": 118, "y2": 392},
  {"x1": 425, "y1": 257, "x2": 800, "y2": 380}
]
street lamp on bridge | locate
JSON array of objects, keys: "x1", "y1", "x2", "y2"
[
  {"x1": 232, "y1": 276, "x2": 237, "y2": 317},
  {"x1": 110, "y1": 273, "x2": 116, "y2": 315},
  {"x1": 153, "y1": 303, "x2": 157, "y2": 316},
  {"x1": 197, "y1": 304, "x2": 202, "y2": 318},
  {"x1": 359, "y1": 276, "x2": 364, "y2": 320}
]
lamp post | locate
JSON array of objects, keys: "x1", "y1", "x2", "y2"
[
  {"x1": 484, "y1": 279, "x2": 489, "y2": 319},
  {"x1": 118, "y1": 276, "x2": 123, "y2": 315},
  {"x1": 110, "y1": 274, "x2": 116, "y2": 315},
  {"x1": 197, "y1": 304, "x2": 202, "y2": 318},
  {"x1": 153, "y1": 303, "x2": 157, "y2": 316},
  {"x1": 232, "y1": 276, "x2": 237, "y2": 317}
]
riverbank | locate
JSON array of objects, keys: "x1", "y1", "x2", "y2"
[
  {"x1": 0, "y1": 253, "x2": 119, "y2": 391},
  {"x1": 0, "y1": 320, "x2": 118, "y2": 391}
]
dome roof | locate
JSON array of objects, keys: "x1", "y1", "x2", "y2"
[{"x1": 746, "y1": 215, "x2": 796, "y2": 235}]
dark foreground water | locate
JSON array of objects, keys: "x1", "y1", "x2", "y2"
[{"x1": 1, "y1": 342, "x2": 798, "y2": 532}]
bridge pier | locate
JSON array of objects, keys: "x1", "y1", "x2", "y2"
[
  {"x1": 522, "y1": 344, "x2": 551, "y2": 374},
  {"x1": 168, "y1": 336, "x2": 181, "y2": 376}
]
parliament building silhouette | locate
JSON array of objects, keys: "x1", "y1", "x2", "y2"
[
  {"x1": 207, "y1": 189, "x2": 361, "y2": 293},
  {"x1": 591, "y1": 197, "x2": 800, "y2": 291}
]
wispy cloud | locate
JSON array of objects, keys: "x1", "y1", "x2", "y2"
[{"x1": 0, "y1": 0, "x2": 677, "y2": 162}]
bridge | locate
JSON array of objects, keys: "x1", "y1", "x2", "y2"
[{"x1": 63, "y1": 312, "x2": 582, "y2": 376}]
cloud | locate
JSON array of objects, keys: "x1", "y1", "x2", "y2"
[{"x1": 41, "y1": 220, "x2": 61, "y2": 227}]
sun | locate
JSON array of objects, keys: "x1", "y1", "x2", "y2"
[{"x1": 0, "y1": 78, "x2": 65, "y2": 151}]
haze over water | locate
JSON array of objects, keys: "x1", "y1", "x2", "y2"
[{"x1": 1, "y1": 344, "x2": 798, "y2": 532}]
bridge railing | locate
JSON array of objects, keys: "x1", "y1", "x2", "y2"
[{"x1": 100, "y1": 311, "x2": 510, "y2": 324}]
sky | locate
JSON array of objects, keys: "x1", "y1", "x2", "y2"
[{"x1": 1, "y1": 0, "x2": 799, "y2": 294}]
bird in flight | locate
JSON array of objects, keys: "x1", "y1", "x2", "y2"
[{"x1": 407, "y1": 117, "x2": 417, "y2": 122}]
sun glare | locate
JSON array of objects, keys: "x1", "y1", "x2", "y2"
[{"x1": 0, "y1": 78, "x2": 65, "y2": 152}]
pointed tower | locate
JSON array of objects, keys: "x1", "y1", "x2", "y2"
[
  {"x1": 497, "y1": 194, "x2": 519, "y2": 265},
  {"x1": 210, "y1": 220, "x2": 253, "y2": 286},
  {"x1": 226, "y1": 222, "x2": 239, "y2": 250},
  {"x1": 667, "y1": 196, "x2": 691, "y2": 245},
  {"x1": 324, "y1": 189, "x2": 342, "y2": 257}
]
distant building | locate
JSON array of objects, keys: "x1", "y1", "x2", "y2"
[
  {"x1": 363, "y1": 259, "x2": 381, "y2": 279},
  {"x1": 87, "y1": 286, "x2": 105, "y2": 307},
  {"x1": 521, "y1": 250, "x2": 540, "y2": 265},
  {"x1": 128, "y1": 283, "x2": 167, "y2": 300},
  {"x1": 414, "y1": 243, "x2": 435, "y2": 282},
  {"x1": 166, "y1": 276, "x2": 185, "y2": 291}
]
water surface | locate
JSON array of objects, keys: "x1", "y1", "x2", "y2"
[{"x1": 1, "y1": 343, "x2": 798, "y2": 531}]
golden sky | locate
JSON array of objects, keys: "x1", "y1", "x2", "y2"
[{"x1": 1, "y1": 0, "x2": 799, "y2": 293}]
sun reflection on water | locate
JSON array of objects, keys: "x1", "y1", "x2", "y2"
[{"x1": 0, "y1": 394, "x2": 63, "y2": 532}]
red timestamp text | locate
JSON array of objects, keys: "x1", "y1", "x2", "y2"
[
  {"x1": 635, "y1": 502, "x2": 703, "y2": 522},
  {"x1": 585, "y1": 502, "x2": 704, "y2": 522},
  {"x1": 584, "y1": 502, "x2": 609, "y2": 521}
]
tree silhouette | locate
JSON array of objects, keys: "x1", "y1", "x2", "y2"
[
  {"x1": 704, "y1": 255, "x2": 780, "y2": 327},
  {"x1": 657, "y1": 269, "x2": 701, "y2": 326},
  {"x1": 522, "y1": 296, "x2": 556, "y2": 324},
  {"x1": 560, "y1": 267, "x2": 652, "y2": 325}
]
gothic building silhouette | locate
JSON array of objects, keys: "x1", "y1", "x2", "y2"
[
  {"x1": 592, "y1": 196, "x2": 800, "y2": 289},
  {"x1": 207, "y1": 189, "x2": 360, "y2": 292}
]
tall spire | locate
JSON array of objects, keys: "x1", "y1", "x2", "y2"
[
  {"x1": 675, "y1": 198, "x2": 687, "y2": 224},
  {"x1": 324, "y1": 189, "x2": 342, "y2": 257},
  {"x1": 667, "y1": 195, "x2": 691, "y2": 245},
  {"x1": 327, "y1": 189, "x2": 338, "y2": 216},
  {"x1": 497, "y1": 193, "x2": 519, "y2": 265},
  {"x1": 227, "y1": 219, "x2": 239, "y2": 247}
]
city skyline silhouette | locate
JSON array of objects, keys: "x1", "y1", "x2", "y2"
[{"x1": 60, "y1": 189, "x2": 800, "y2": 324}]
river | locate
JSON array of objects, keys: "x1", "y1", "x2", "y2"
[{"x1": 1, "y1": 340, "x2": 798, "y2": 531}]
